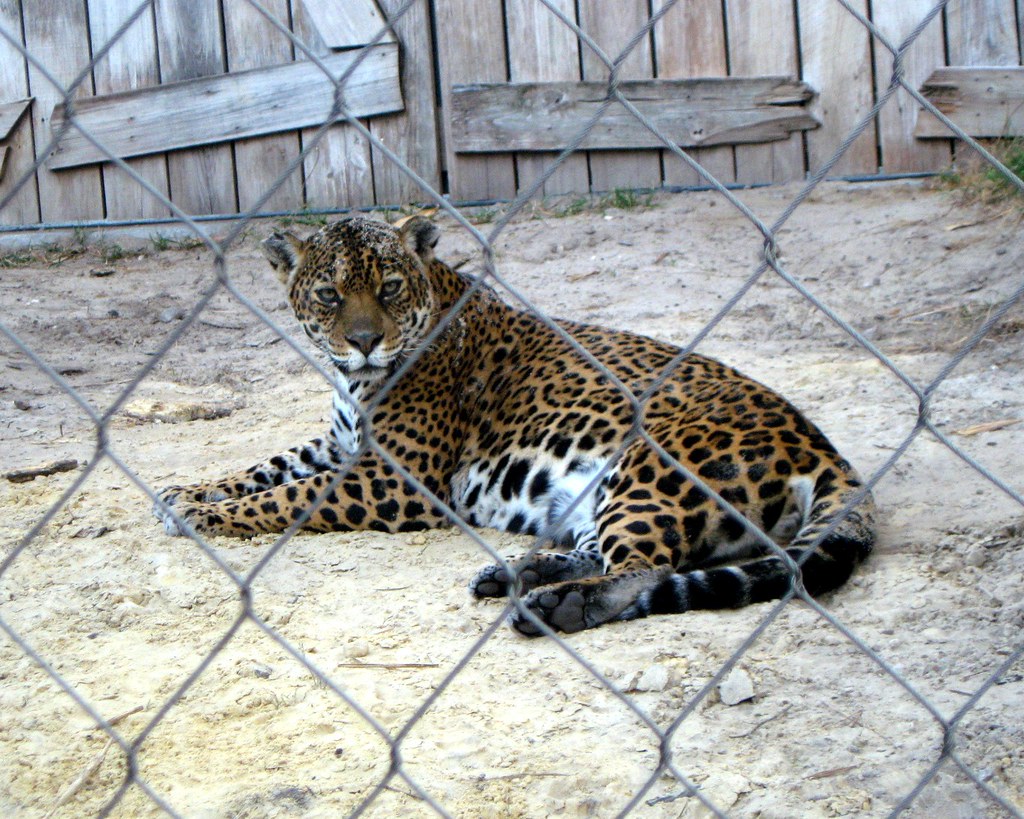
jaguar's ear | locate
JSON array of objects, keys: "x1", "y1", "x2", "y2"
[
  {"x1": 262, "y1": 230, "x2": 306, "y2": 285},
  {"x1": 397, "y1": 215, "x2": 440, "y2": 263}
]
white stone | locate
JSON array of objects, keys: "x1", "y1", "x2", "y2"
[{"x1": 718, "y1": 667, "x2": 755, "y2": 705}]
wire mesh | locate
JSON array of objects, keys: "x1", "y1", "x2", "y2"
[{"x1": 1, "y1": 0, "x2": 1023, "y2": 816}]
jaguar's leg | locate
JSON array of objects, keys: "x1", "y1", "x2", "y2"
[
  {"x1": 158, "y1": 449, "x2": 448, "y2": 538},
  {"x1": 470, "y1": 549, "x2": 604, "y2": 598},
  {"x1": 153, "y1": 437, "x2": 341, "y2": 528}
]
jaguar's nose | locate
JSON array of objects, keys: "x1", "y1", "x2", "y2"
[{"x1": 346, "y1": 330, "x2": 383, "y2": 355}]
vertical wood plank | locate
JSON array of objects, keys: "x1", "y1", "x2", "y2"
[
  {"x1": 370, "y1": 0, "x2": 442, "y2": 206},
  {"x1": 434, "y1": 0, "x2": 515, "y2": 203},
  {"x1": 726, "y1": 0, "x2": 805, "y2": 184},
  {"x1": 0, "y1": 0, "x2": 39, "y2": 225},
  {"x1": 292, "y1": 0, "x2": 375, "y2": 210},
  {"x1": 505, "y1": 0, "x2": 590, "y2": 197},
  {"x1": 945, "y1": 0, "x2": 1019, "y2": 65},
  {"x1": 652, "y1": 0, "x2": 735, "y2": 188},
  {"x1": 22, "y1": 0, "x2": 104, "y2": 221},
  {"x1": 223, "y1": 0, "x2": 303, "y2": 213},
  {"x1": 872, "y1": 2, "x2": 949, "y2": 173},
  {"x1": 155, "y1": 0, "x2": 236, "y2": 215},
  {"x1": 89, "y1": 0, "x2": 171, "y2": 220},
  {"x1": 797, "y1": 0, "x2": 877, "y2": 176},
  {"x1": 577, "y1": 0, "x2": 661, "y2": 192}
]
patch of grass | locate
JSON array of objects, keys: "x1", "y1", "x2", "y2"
[
  {"x1": 599, "y1": 188, "x2": 655, "y2": 211},
  {"x1": 99, "y1": 243, "x2": 129, "y2": 263},
  {"x1": 276, "y1": 206, "x2": 330, "y2": 229},
  {"x1": 940, "y1": 138, "x2": 1024, "y2": 206},
  {"x1": 150, "y1": 233, "x2": 204, "y2": 252},
  {"x1": 0, "y1": 243, "x2": 84, "y2": 268}
]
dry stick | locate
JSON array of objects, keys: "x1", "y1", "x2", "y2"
[
  {"x1": 46, "y1": 705, "x2": 146, "y2": 816},
  {"x1": 334, "y1": 662, "x2": 439, "y2": 669},
  {"x1": 44, "y1": 738, "x2": 113, "y2": 818},
  {"x1": 5, "y1": 459, "x2": 80, "y2": 483},
  {"x1": 728, "y1": 702, "x2": 793, "y2": 739}
]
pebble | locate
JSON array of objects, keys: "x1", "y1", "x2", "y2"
[
  {"x1": 718, "y1": 667, "x2": 755, "y2": 705},
  {"x1": 346, "y1": 640, "x2": 370, "y2": 659},
  {"x1": 634, "y1": 664, "x2": 671, "y2": 692},
  {"x1": 158, "y1": 306, "x2": 186, "y2": 323}
]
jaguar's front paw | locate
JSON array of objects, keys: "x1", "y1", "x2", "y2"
[
  {"x1": 153, "y1": 484, "x2": 228, "y2": 534},
  {"x1": 510, "y1": 585, "x2": 591, "y2": 636},
  {"x1": 469, "y1": 559, "x2": 544, "y2": 599}
]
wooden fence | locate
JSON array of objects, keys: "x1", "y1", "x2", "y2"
[{"x1": 1, "y1": 0, "x2": 1023, "y2": 228}]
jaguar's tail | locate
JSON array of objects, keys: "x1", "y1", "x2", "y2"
[{"x1": 634, "y1": 480, "x2": 876, "y2": 619}]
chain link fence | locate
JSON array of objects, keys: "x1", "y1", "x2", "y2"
[{"x1": 2, "y1": 0, "x2": 1023, "y2": 815}]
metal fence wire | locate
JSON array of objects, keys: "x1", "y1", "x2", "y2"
[{"x1": 2, "y1": 0, "x2": 1024, "y2": 816}]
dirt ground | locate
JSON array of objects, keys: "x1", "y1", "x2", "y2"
[{"x1": 1, "y1": 180, "x2": 1023, "y2": 818}]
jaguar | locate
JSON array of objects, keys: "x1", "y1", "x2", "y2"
[{"x1": 154, "y1": 215, "x2": 875, "y2": 635}]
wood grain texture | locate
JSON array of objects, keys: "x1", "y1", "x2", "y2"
[
  {"x1": 0, "y1": 1, "x2": 36, "y2": 224},
  {"x1": 48, "y1": 46, "x2": 402, "y2": 169},
  {"x1": 22, "y1": 0, "x2": 103, "y2": 221},
  {"x1": 872, "y1": 2, "x2": 950, "y2": 172},
  {"x1": 451, "y1": 79, "x2": 817, "y2": 152},
  {"x1": 726, "y1": 0, "x2": 805, "y2": 184},
  {"x1": 155, "y1": 0, "x2": 235, "y2": 216},
  {"x1": 434, "y1": 0, "x2": 515, "y2": 202},
  {"x1": 578, "y1": 0, "x2": 662, "y2": 192},
  {"x1": 652, "y1": 0, "x2": 735, "y2": 187},
  {"x1": 797, "y1": 0, "x2": 877, "y2": 176},
  {"x1": 293, "y1": 0, "x2": 375, "y2": 210},
  {"x1": 0, "y1": 98, "x2": 31, "y2": 139},
  {"x1": 505, "y1": 0, "x2": 589, "y2": 197},
  {"x1": 224, "y1": 0, "x2": 303, "y2": 213},
  {"x1": 297, "y1": 0, "x2": 395, "y2": 47},
  {"x1": 945, "y1": 0, "x2": 1019, "y2": 66},
  {"x1": 915, "y1": 68, "x2": 1024, "y2": 138},
  {"x1": 370, "y1": 0, "x2": 442, "y2": 206},
  {"x1": 89, "y1": 0, "x2": 171, "y2": 220}
]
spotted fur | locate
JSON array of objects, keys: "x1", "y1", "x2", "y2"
[{"x1": 154, "y1": 216, "x2": 875, "y2": 635}]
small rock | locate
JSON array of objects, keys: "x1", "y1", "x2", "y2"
[
  {"x1": 965, "y1": 545, "x2": 987, "y2": 568},
  {"x1": 408, "y1": 533, "x2": 427, "y2": 546},
  {"x1": 346, "y1": 640, "x2": 370, "y2": 659},
  {"x1": 634, "y1": 664, "x2": 671, "y2": 692},
  {"x1": 158, "y1": 306, "x2": 186, "y2": 323},
  {"x1": 718, "y1": 667, "x2": 755, "y2": 705}
]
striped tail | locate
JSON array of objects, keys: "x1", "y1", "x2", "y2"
[{"x1": 629, "y1": 484, "x2": 876, "y2": 620}]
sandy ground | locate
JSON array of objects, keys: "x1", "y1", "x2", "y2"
[{"x1": 1, "y1": 180, "x2": 1023, "y2": 818}]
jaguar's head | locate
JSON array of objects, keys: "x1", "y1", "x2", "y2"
[{"x1": 262, "y1": 216, "x2": 440, "y2": 384}]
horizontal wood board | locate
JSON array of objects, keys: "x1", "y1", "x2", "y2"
[
  {"x1": 451, "y1": 78, "x2": 819, "y2": 152},
  {"x1": 48, "y1": 44, "x2": 402, "y2": 169},
  {"x1": 915, "y1": 67, "x2": 1024, "y2": 138}
]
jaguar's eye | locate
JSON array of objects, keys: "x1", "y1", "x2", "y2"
[
  {"x1": 379, "y1": 279, "x2": 402, "y2": 301},
  {"x1": 314, "y1": 286, "x2": 342, "y2": 307}
]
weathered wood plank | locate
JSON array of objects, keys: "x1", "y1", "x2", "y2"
[
  {"x1": 451, "y1": 79, "x2": 818, "y2": 153},
  {"x1": 945, "y1": 0, "x2": 1019, "y2": 66},
  {"x1": 915, "y1": 68, "x2": 1024, "y2": 138},
  {"x1": 89, "y1": 0, "x2": 171, "y2": 220},
  {"x1": 578, "y1": 0, "x2": 661, "y2": 192},
  {"x1": 0, "y1": 98, "x2": 31, "y2": 139},
  {"x1": 872, "y1": 2, "x2": 949, "y2": 172},
  {"x1": 726, "y1": 0, "x2": 804, "y2": 184},
  {"x1": 224, "y1": 0, "x2": 303, "y2": 213},
  {"x1": 292, "y1": 0, "x2": 376, "y2": 210},
  {"x1": 434, "y1": 0, "x2": 515, "y2": 202},
  {"x1": 370, "y1": 0, "x2": 442, "y2": 205},
  {"x1": 48, "y1": 45, "x2": 403, "y2": 170},
  {"x1": 505, "y1": 0, "x2": 589, "y2": 197},
  {"x1": 652, "y1": 0, "x2": 735, "y2": 187},
  {"x1": 297, "y1": 0, "x2": 395, "y2": 47},
  {"x1": 797, "y1": 0, "x2": 877, "y2": 176},
  {"x1": 0, "y1": 3, "x2": 37, "y2": 224},
  {"x1": 23, "y1": 0, "x2": 104, "y2": 221},
  {"x1": 155, "y1": 0, "x2": 235, "y2": 216}
]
